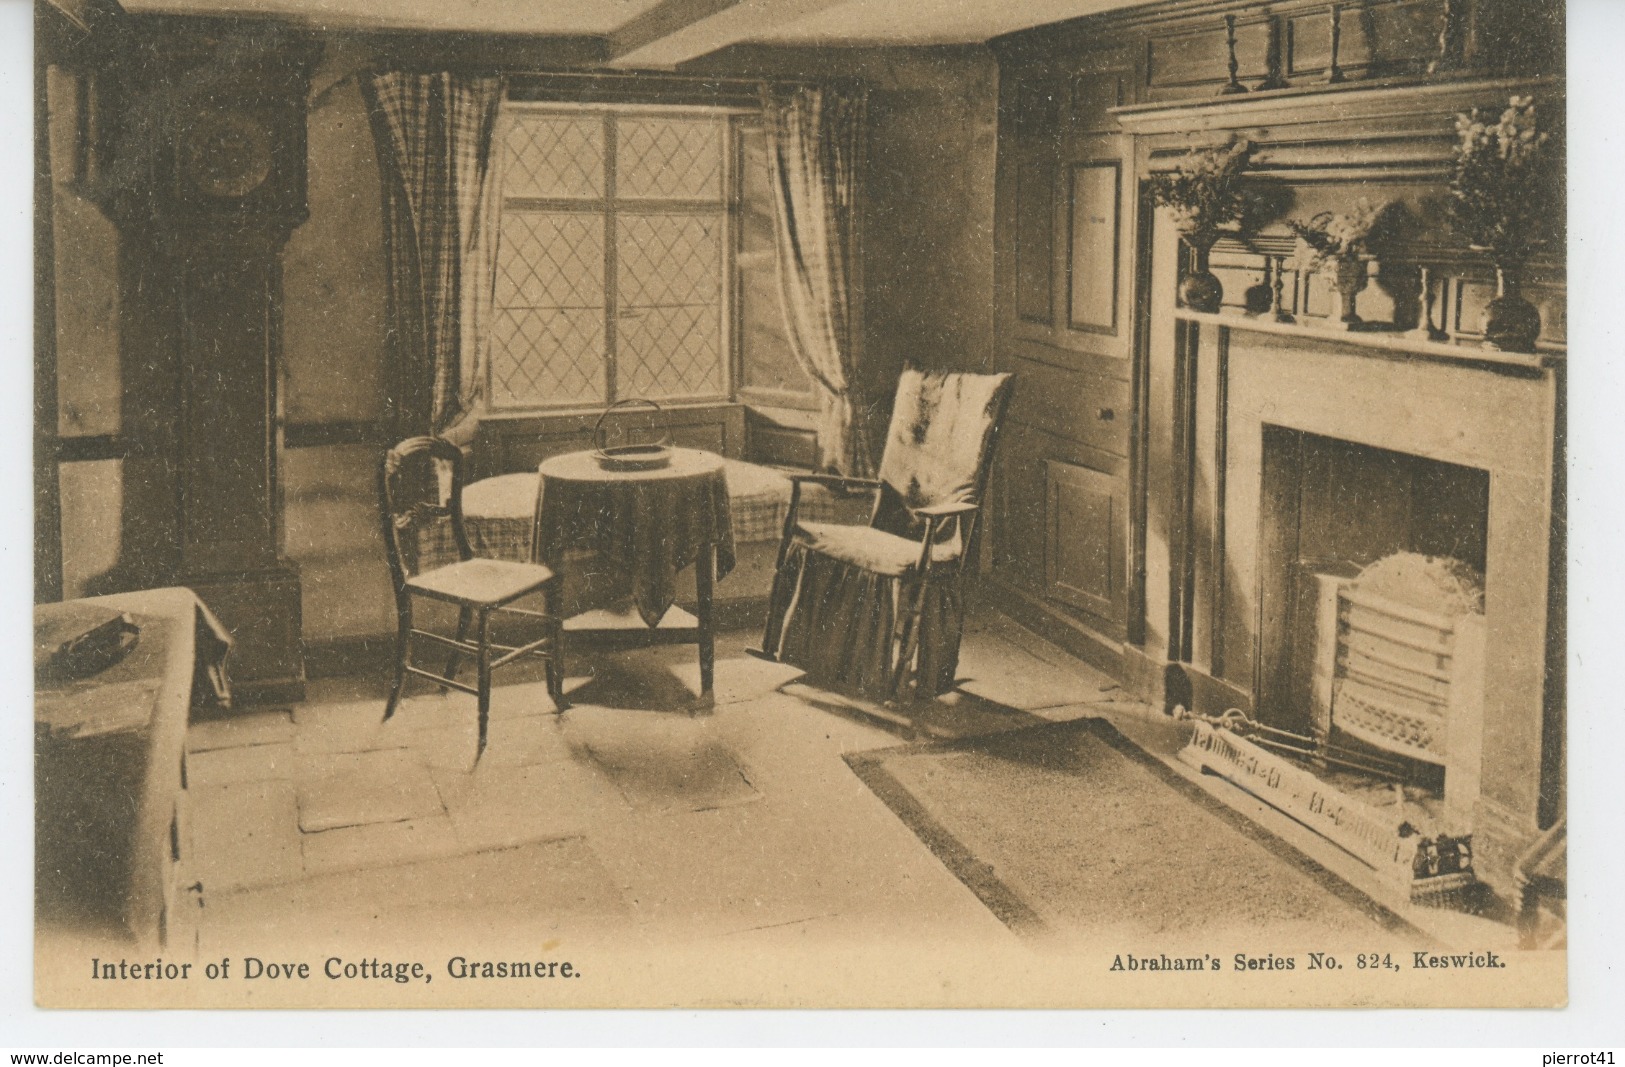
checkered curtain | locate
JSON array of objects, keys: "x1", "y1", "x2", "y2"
[
  {"x1": 364, "y1": 72, "x2": 505, "y2": 440},
  {"x1": 764, "y1": 86, "x2": 873, "y2": 476}
]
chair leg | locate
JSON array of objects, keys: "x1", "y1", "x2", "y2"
[
  {"x1": 475, "y1": 608, "x2": 492, "y2": 761},
  {"x1": 752, "y1": 547, "x2": 810, "y2": 664},
  {"x1": 751, "y1": 548, "x2": 794, "y2": 661},
  {"x1": 383, "y1": 597, "x2": 412, "y2": 721},
  {"x1": 914, "y1": 592, "x2": 942, "y2": 703},
  {"x1": 544, "y1": 580, "x2": 569, "y2": 712},
  {"x1": 443, "y1": 606, "x2": 472, "y2": 687},
  {"x1": 889, "y1": 582, "x2": 928, "y2": 705},
  {"x1": 919, "y1": 586, "x2": 965, "y2": 701}
]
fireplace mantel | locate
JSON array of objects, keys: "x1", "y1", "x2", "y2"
[
  {"x1": 1117, "y1": 74, "x2": 1565, "y2": 222},
  {"x1": 1175, "y1": 309, "x2": 1563, "y2": 373}
]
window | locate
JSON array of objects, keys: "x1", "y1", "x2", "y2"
[{"x1": 490, "y1": 103, "x2": 810, "y2": 412}]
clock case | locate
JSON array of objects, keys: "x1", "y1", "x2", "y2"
[
  {"x1": 96, "y1": 19, "x2": 322, "y2": 701},
  {"x1": 104, "y1": 19, "x2": 317, "y2": 233}
]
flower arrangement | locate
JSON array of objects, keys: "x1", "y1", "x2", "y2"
[
  {"x1": 1288, "y1": 199, "x2": 1390, "y2": 276},
  {"x1": 1148, "y1": 139, "x2": 1252, "y2": 248},
  {"x1": 1449, "y1": 95, "x2": 1556, "y2": 263}
]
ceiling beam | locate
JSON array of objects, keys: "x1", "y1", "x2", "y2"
[
  {"x1": 608, "y1": 0, "x2": 744, "y2": 61},
  {"x1": 606, "y1": 0, "x2": 851, "y2": 69}
]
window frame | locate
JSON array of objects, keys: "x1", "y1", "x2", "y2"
[
  {"x1": 730, "y1": 116, "x2": 820, "y2": 415},
  {"x1": 488, "y1": 100, "x2": 751, "y2": 414}
]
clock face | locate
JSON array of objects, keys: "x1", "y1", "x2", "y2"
[{"x1": 182, "y1": 110, "x2": 274, "y2": 201}]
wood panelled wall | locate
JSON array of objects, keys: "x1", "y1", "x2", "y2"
[{"x1": 988, "y1": 0, "x2": 1563, "y2": 674}]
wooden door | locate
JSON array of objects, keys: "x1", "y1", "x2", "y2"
[{"x1": 993, "y1": 49, "x2": 1139, "y2": 644}]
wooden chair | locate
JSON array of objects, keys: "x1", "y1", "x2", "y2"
[
  {"x1": 379, "y1": 436, "x2": 566, "y2": 758},
  {"x1": 753, "y1": 368, "x2": 1014, "y2": 703}
]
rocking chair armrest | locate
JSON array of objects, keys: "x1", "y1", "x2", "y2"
[
  {"x1": 785, "y1": 472, "x2": 883, "y2": 495},
  {"x1": 910, "y1": 501, "x2": 979, "y2": 519},
  {"x1": 912, "y1": 502, "x2": 980, "y2": 577},
  {"x1": 772, "y1": 473, "x2": 881, "y2": 573},
  {"x1": 781, "y1": 472, "x2": 880, "y2": 544}
]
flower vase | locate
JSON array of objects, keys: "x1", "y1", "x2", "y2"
[
  {"x1": 1481, "y1": 263, "x2": 1541, "y2": 353},
  {"x1": 1179, "y1": 237, "x2": 1223, "y2": 313},
  {"x1": 1328, "y1": 255, "x2": 1369, "y2": 330}
]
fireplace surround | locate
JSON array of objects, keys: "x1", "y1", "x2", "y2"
[
  {"x1": 1116, "y1": 77, "x2": 1564, "y2": 898},
  {"x1": 1160, "y1": 314, "x2": 1560, "y2": 894}
]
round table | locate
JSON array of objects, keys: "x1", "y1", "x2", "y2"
[{"x1": 533, "y1": 448, "x2": 736, "y2": 699}]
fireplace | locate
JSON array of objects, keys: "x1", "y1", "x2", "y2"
[
  {"x1": 1257, "y1": 430, "x2": 1492, "y2": 816},
  {"x1": 1155, "y1": 317, "x2": 1561, "y2": 892}
]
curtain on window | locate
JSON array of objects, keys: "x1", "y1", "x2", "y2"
[
  {"x1": 364, "y1": 72, "x2": 505, "y2": 442},
  {"x1": 763, "y1": 86, "x2": 872, "y2": 476}
]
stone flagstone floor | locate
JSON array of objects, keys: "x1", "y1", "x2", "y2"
[{"x1": 178, "y1": 608, "x2": 1133, "y2": 958}]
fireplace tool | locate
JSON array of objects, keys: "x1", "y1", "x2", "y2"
[
  {"x1": 1174, "y1": 706, "x2": 1411, "y2": 783},
  {"x1": 1175, "y1": 706, "x2": 1480, "y2": 906}
]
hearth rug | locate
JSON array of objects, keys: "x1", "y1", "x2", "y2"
[{"x1": 845, "y1": 717, "x2": 1424, "y2": 952}]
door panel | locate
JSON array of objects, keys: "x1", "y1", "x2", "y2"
[
  {"x1": 1014, "y1": 160, "x2": 1055, "y2": 325},
  {"x1": 995, "y1": 55, "x2": 1140, "y2": 648},
  {"x1": 1007, "y1": 356, "x2": 1130, "y2": 458},
  {"x1": 1046, "y1": 458, "x2": 1128, "y2": 628}
]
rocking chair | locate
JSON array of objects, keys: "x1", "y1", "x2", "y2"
[{"x1": 754, "y1": 368, "x2": 1014, "y2": 703}]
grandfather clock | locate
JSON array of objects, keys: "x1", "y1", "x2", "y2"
[{"x1": 124, "y1": 23, "x2": 319, "y2": 701}]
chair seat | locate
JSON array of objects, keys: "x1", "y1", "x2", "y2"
[
  {"x1": 794, "y1": 521, "x2": 961, "y2": 578},
  {"x1": 406, "y1": 557, "x2": 557, "y2": 607}
]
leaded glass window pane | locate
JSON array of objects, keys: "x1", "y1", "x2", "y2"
[
  {"x1": 491, "y1": 309, "x2": 606, "y2": 407},
  {"x1": 616, "y1": 212, "x2": 724, "y2": 400},
  {"x1": 492, "y1": 211, "x2": 606, "y2": 408},
  {"x1": 616, "y1": 116, "x2": 724, "y2": 200},
  {"x1": 503, "y1": 114, "x2": 604, "y2": 199},
  {"x1": 617, "y1": 214, "x2": 722, "y2": 306},
  {"x1": 495, "y1": 212, "x2": 605, "y2": 308}
]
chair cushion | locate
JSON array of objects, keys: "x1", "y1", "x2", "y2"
[
  {"x1": 793, "y1": 521, "x2": 961, "y2": 578},
  {"x1": 406, "y1": 557, "x2": 556, "y2": 607}
]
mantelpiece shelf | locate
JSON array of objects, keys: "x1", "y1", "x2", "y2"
[{"x1": 1173, "y1": 309, "x2": 1562, "y2": 373}]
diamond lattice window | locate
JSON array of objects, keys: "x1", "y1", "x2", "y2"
[
  {"x1": 490, "y1": 106, "x2": 734, "y2": 410},
  {"x1": 617, "y1": 117, "x2": 723, "y2": 200},
  {"x1": 502, "y1": 115, "x2": 603, "y2": 200}
]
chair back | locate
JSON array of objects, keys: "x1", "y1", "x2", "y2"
[
  {"x1": 870, "y1": 368, "x2": 1015, "y2": 553},
  {"x1": 379, "y1": 436, "x2": 470, "y2": 593}
]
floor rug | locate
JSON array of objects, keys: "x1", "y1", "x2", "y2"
[{"x1": 846, "y1": 717, "x2": 1424, "y2": 947}]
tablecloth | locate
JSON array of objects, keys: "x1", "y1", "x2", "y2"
[{"x1": 534, "y1": 448, "x2": 736, "y2": 627}]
